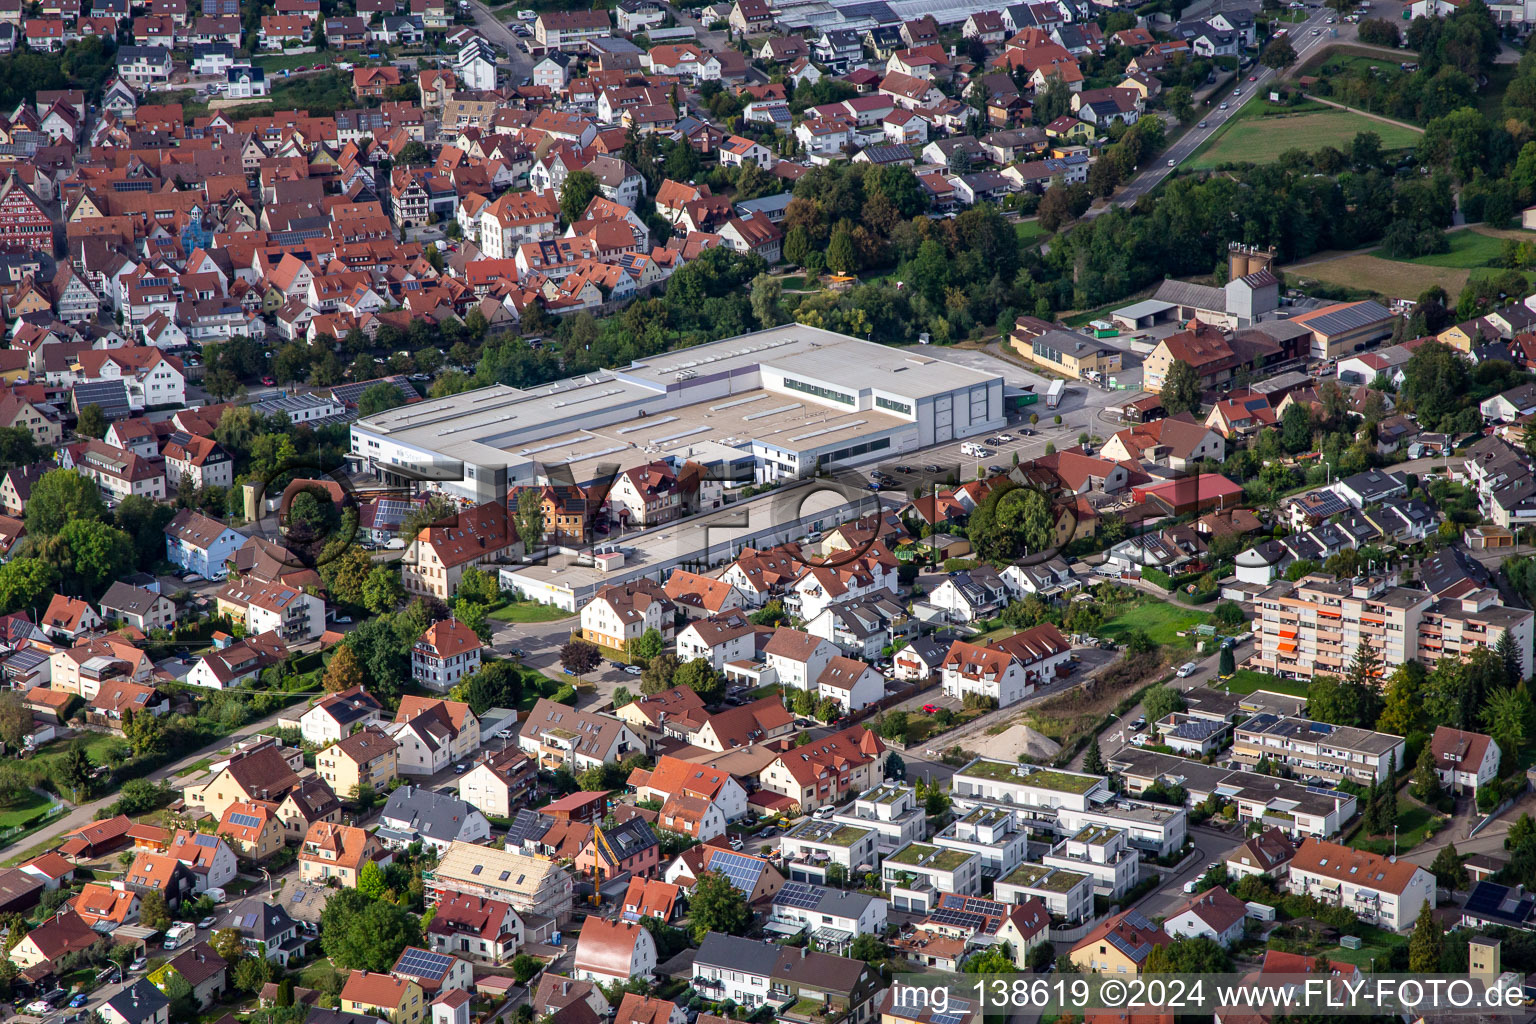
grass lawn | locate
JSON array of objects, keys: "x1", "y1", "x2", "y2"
[
  {"x1": 255, "y1": 51, "x2": 364, "y2": 72},
  {"x1": 295, "y1": 959, "x2": 343, "y2": 992},
  {"x1": 487, "y1": 600, "x2": 572, "y2": 623},
  {"x1": 1397, "y1": 227, "x2": 1509, "y2": 269},
  {"x1": 778, "y1": 275, "x2": 809, "y2": 290},
  {"x1": 1324, "y1": 926, "x2": 1408, "y2": 969},
  {"x1": 1346, "y1": 800, "x2": 1446, "y2": 856},
  {"x1": 1188, "y1": 107, "x2": 1420, "y2": 170},
  {"x1": 0, "y1": 788, "x2": 53, "y2": 829},
  {"x1": 25, "y1": 732, "x2": 130, "y2": 785},
  {"x1": 175, "y1": 758, "x2": 213, "y2": 779},
  {"x1": 1015, "y1": 219, "x2": 1047, "y2": 244},
  {"x1": 1222, "y1": 669, "x2": 1312, "y2": 698},
  {"x1": 1100, "y1": 597, "x2": 1211, "y2": 649}
]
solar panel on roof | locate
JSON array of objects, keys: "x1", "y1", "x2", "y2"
[
  {"x1": 707, "y1": 850, "x2": 763, "y2": 895},
  {"x1": 773, "y1": 882, "x2": 824, "y2": 910},
  {"x1": 228, "y1": 813, "x2": 262, "y2": 829},
  {"x1": 395, "y1": 948, "x2": 455, "y2": 979},
  {"x1": 194, "y1": 834, "x2": 218, "y2": 848}
]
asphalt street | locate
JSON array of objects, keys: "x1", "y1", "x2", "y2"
[{"x1": 1103, "y1": 5, "x2": 1342, "y2": 212}]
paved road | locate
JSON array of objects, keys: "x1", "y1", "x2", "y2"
[
  {"x1": 466, "y1": 0, "x2": 533, "y2": 79},
  {"x1": 1100, "y1": 6, "x2": 1337, "y2": 213},
  {"x1": 1133, "y1": 825, "x2": 1242, "y2": 919}
]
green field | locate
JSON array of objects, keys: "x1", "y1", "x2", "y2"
[
  {"x1": 1397, "y1": 227, "x2": 1509, "y2": 268},
  {"x1": 1100, "y1": 597, "x2": 1211, "y2": 649},
  {"x1": 1188, "y1": 106, "x2": 1420, "y2": 170},
  {"x1": 1222, "y1": 669, "x2": 1312, "y2": 698},
  {"x1": 487, "y1": 600, "x2": 572, "y2": 623}
]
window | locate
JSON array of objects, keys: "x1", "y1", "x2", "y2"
[
  {"x1": 784, "y1": 377, "x2": 853, "y2": 405},
  {"x1": 875, "y1": 395, "x2": 911, "y2": 415}
]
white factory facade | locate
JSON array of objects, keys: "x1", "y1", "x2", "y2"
[{"x1": 348, "y1": 326, "x2": 1007, "y2": 503}]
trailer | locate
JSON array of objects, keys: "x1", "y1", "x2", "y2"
[{"x1": 1046, "y1": 379, "x2": 1064, "y2": 408}]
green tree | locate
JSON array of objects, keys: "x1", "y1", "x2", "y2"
[
  {"x1": 849, "y1": 933, "x2": 887, "y2": 962},
  {"x1": 640, "y1": 653, "x2": 678, "y2": 695},
  {"x1": 626, "y1": 627, "x2": 665, "y2": 665},
  {"x1": 320, "y1": 889, "x2": 423, "y2": 971},
  {"x1": 1260, "y1": 36, "x2": 1297, "y2": 69},
  {"x1": 826, "y1": 230, "x2": 857, "y2": 276},
  {"x1": 1144, "y1": 937, "x2": 1230, "y2": 973},
  {"x1": 1281, "y1": 403, "x2": 1313, "y2": 453},
  {"x1": 689, "y1": 870, "x2": 751, "y2": 941},
  {"x1": 25, "y1": 469, "x2": 105, "y2": 537},
  {"x1": 76, "y1": 403, "x2": 108, "y2": 439},
  {"x1": 1142, "y1": 684, "x2": 1185, "y2": 724},
  {"x1": 160, "y1": 969, "x2": 198, "y2": 1024},
  {"x1": 880, "y1": 711, "x2": 910, "y2": 741},
  {"x1": 363, "y1": 566, "x2": 406, "y2": 616},
  {"x1": 0, "y1": 693, "x2": 31, "y2": 752},
  {"x1": 1498, "y1": 628, "x2": 1525, "y2": 685},
  {"x1": 209, "y1": 928, "x2": 245, "y2": 963},
  {"x1": 1218, "y1": 646, "x2": 1236, "y2": 677},
  {"x1": 357, "y1": 860, "x2": 387, "y2": 900},
  {"x1": 513, "y1": 487, "x2": 545, "y2": 552},
  {"x1": 674, "y1": 658, "x2": 724, "y2": 704},
  {"x1": 140, "y1": 889, "x2": 171, "y2": 931},
  {"x1": 1407, "y1": 900, "x2": 1443, "y2": 972},
  {"x1": 0, "y1": 558, "x2": 57, "y2": 616},
  {"x1": 60, "y1": 740, "x2": 93, "y2": 799},
  {"x1": 559, "y1": 170, "x2": 602, "y2": 224},
  {"x1": 511, "y1": 954, "x2": 542, "y2": 985},
  {"x1": 1430, "y1": 842, "x2": 1469, "y2": 890},
  {"x1": 233, "y1": 956, "x2": 272, "y2": 995},
  {"x1": 1413, "y1": 741, "x2": 1443, "y2": 803},
  {"x1": 457, "y1": 567, "x2": 500, "y2": 604},
  {"x1": 1161, "y1": 359, "x2": 1202, "y2": 416},
  {"x1": 356, "y1": 382, "x2": 406, "y2": 418},
  {"x1": 1482, "y1": 685, "x2": 1533, "y2": 759},
  {"x1": 1082, "y1": 736, "x2": 1105, "y2": 775}
]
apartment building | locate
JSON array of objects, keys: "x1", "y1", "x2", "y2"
[
  {"x1": 779, "y1": 819, "x2": 880, "y2": 885},
  {"x1": 1231, "y1": 715, "x2": 1405, "y2": 785},
  {"x1": 1419, "y1": 589, "x2": 1535, "y2": 673},
  {"x1": 580, "y1": 580, "x2": 676, "y2": 651},
  {"x1": 881, "y1": 841, "x2": 981, "y2": 913},
  {"x1": 830, "y1": 782, "x2": 926, "y2": 855},
  {"x1": 1040, "y1": 825, "x2": 1138, "y2": 898},
  {"x1": 1251, "y1": 573, "x2": 1428, "y2": 680},
  {"x1": 949, "y1": 758, "x2": 1108, "y2": 832},
  {"x1": 993, "y1": 862, "x2": 1094, "y2": 922},
  {"x1": 1252, "y1": 572, "x2": 1534, "y2": 681},
  {"x1": 403, "y1": 500, "x2": 517, "y2": 602},
  {"x1": 1286, "y1": 838, "x2": 1435, "y2": 932},
  {"x1": 932, "y1": 806, "x2": 1028, "y2": 880}
]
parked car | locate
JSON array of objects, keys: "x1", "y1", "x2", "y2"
[
  {"x1": 922, "y1": 703, "x2": 940, "y2": 713},
  {"x1": 130, "y1": 958, "x2": 148, "y2": 972},
  {"x1": 69, "y1": 995, "x2": 88, "y2": 1009},
  {"x1": 624, "y1": 665, "x2": 643, "y2": 676},
  {"x1": 453, "y1": 762, "x2": 467, "y2": 774},
  {"x1": 196, "y1": 916, "x2": 215, "y2": 930},
  {"x1": 261, "y1": 376, "x2": 276, "y2": 385},
  {"x1": 1176, "y1": 662, "x2": 1199, "y2": 677},
  {"x1": 1183, "y1": 880, "x2": 1198, "y2": 894}
]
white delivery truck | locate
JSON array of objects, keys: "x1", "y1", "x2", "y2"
[{"x1": 1045, "y1": 379, "x2": 1064, "y2": 408}]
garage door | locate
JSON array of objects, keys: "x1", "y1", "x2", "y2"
[{"x1": 934, "y1": 394, "x2": 952, "y2": 442}]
